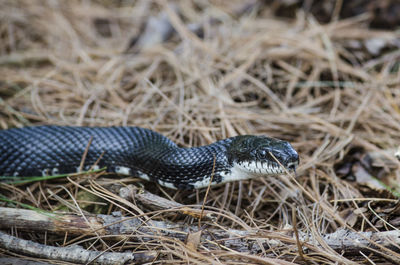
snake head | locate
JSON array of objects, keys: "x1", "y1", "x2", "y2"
[{"x1": 227, "y1": 135, "x2": 299, "y2": 175}]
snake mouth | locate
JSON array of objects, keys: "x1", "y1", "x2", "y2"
[
  {"x1": 286, "y1": 161, "x2": 298, "y2": 172},
  {"x1": 234, "y1": 160, "x2": 295, "y2": 175}
]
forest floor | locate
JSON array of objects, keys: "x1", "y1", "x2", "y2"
[{"x1": 0, "y1": 1, "x2": 400, "y2": 264}]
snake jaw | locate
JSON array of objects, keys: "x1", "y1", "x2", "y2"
[
  {"x1": 235, "y1": 160, "x2": 285, "y2": 175},
  {"x1": 218, "y1": 157, "x2": 298, "y2": 185},
  {"x1": 286, "y1": 161, "x2": 299, "y2": 172}
]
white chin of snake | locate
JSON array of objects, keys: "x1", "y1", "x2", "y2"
[
  {"x1": 220, "y1": 160, "x2": 286, "y2": 184},
  {"x1": 236, "y1": 160, "x2": 285, "y2": 175}
]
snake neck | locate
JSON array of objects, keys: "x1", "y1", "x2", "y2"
[{"x1": 131, "y1": 138, "x2": 234, "y2": 189}]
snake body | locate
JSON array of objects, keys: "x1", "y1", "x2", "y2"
[{"x1": 0, "y1": 126, "x2": 299, "y2": 189}]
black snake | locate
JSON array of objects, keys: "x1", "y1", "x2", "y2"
[{"x1": 0, "y1": 126, "x2": 299, "y2": 189}]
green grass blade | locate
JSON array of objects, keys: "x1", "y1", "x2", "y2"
[{"x1": 0, "y1": 195, "x2": 62, "y2": 220}]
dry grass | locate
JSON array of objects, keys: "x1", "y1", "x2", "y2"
[{"x1": 1, "y1": 0, "x2": 400, "y2": 264}]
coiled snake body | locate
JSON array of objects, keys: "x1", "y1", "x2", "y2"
[{"x1": 0, "y1": 126, "x2": 299, "y2": 189}]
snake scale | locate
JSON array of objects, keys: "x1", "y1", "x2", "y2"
[{"x1": 0, "y1": 126, "x2": 299, "y2": 189}]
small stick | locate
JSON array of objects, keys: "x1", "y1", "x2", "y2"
[
  {"x1": 118, "y1": 185, "x2": 216, "y2": 220},
  {"x1": 79, "y1": 136, "x2": 93, "y2": 172},
  {"x1": 292, "y1": 206, "x2": 309, "y2": 264}
]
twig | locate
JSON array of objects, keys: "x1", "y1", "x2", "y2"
[
  {"x1": 78, "y1": 136, "x2": 93, "y2": 172},
  {"x1": 118, "y1": 185, "x2": 216, "y2": 220}
]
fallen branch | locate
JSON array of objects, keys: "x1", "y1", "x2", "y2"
[
  {"x1": 118, "y1": 184, "x2": 216, "y2": 220},
  {"x1": 0, "y1": 231, "x2": 156, "y2": 265},
  {"x1": 1, "y1": 207, "x2": 399, "y2": 257}
]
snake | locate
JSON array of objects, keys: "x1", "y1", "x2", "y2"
[{"x1": 0, "y1": 126, "x2": 299, "y2": 189}]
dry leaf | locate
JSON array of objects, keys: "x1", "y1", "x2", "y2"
[{"x1": 186, "y1": 231, "x2": 202, "y2": 252}]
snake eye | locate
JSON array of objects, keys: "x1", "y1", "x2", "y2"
[{"x1": 257, "y1": 149, "x2": 268, "y2": 159}]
